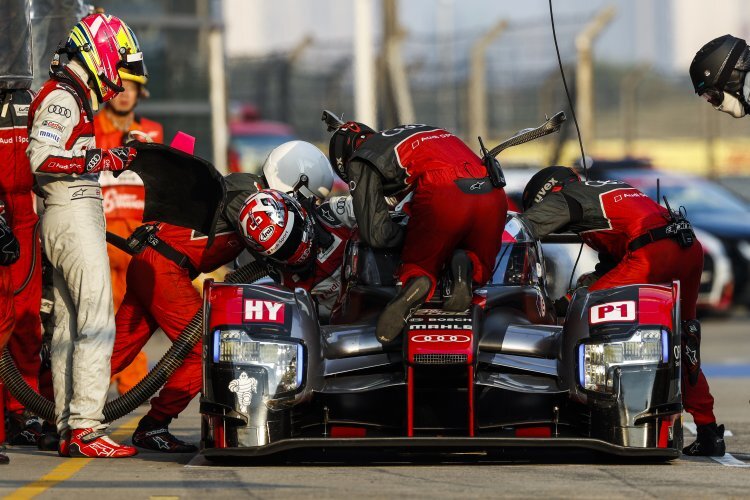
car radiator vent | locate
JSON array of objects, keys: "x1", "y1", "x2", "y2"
[{"x1": 413, "y1": 353, "x2": 468, "y2": 365}]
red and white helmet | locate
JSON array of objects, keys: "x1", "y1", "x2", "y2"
[
  {"x1": 64, "y1": 13, "x2": 144, "y2": 102},
  {"x1": 238, "y1": 189, "x2": 314, "y2": 266}
]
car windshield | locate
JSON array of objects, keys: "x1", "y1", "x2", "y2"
[
  {"x1": 639, "y1": 179, "x2": 749, "y2": 214},
  {"x1": 490, "y1": 214, "x2": 543, "y2": 286},
  {"x1": 230, "y1": 134, "x2": 296, "y2": 174}
]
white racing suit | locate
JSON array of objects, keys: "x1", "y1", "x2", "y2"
[{"x1": 26, "y1": 61, "x2": 113, "y2": 433}]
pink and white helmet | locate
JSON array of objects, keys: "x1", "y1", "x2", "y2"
[{"x1": 65, "y1": 13, "x2": 144, "y2": 102}]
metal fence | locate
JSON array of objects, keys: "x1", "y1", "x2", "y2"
[{"x1": 227, "y1": 12, "x2": 750, "y2": 154}]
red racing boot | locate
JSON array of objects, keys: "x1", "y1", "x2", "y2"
[{"x1": 69, "y1": 428, "x2": 138, "y2": 458}]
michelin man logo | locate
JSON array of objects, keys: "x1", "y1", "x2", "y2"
[{"x1": 228, "y1": 372, "x2": 258, "y2": 413}]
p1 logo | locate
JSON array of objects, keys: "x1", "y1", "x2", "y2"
[
  {"x1": 589, "y1": 300, "x2": 636, "y2": 324},
  {"x1": 244, "y1": 300, "x2": 285, "y2": 324}
]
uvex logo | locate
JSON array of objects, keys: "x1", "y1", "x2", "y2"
[{"x1": 244, "y1": 300, "x2": 285, "y2": 323}]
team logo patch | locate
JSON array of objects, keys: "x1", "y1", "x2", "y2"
[
  {"x1": 47, "y1": 104, "x2": 71, "y2": 118},
  {"x1": 13, "y1": 104, "x2": 29, "y2": 116}
]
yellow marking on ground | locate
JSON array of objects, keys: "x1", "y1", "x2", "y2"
[{"x1": 4, "y1": 416, "x2": 141, "y2": 500}]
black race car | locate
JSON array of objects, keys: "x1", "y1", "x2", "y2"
[{"x1": 199, "y1": 214, "x2": 684, "y2": 461}]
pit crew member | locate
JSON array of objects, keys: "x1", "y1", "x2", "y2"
[
  {"x1": 518, "y1": 166, "x2": 725, "y2": 457},
  {"x1": 326, "y1": 120, "x2": 508, "y2": 345},
  {"x1": 94, "y1": 66, "x2": 163, "y2": 396},
  {"x1": 110, "y1": 141, "x2": 336, "y2": 452},
  {"x1": 27, "y1": 13, "x2": 145, "y2": 458},
  {"x1": 0, "y1": 201, "x2": 20, "y2": 465},
  {"x1": 690, "y1": 34, "x2": 750, "y2": 118}
]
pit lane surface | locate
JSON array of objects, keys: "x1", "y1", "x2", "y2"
[{"x1": 2, "y1": 316, "x2": 750, "y2": 499}]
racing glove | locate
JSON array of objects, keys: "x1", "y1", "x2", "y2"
[
  {"x1": 682, "y1": 319, "x2": 701, "y2": 386},
  {"x1": 554, "y1": 295, "x2": 570, "y2": 317},
  {"x1": 0, "y1": 207, "x2": 20, "y2": 266},
  {"x1": 83, "y1": 147, "x2": 137, "y2": 173}
]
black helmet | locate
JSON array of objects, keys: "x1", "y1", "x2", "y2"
[
  {"x1": 690, "y1": 35, "x2": 749, "y2": 104},
  {"x1": 328, "y1": 121, "x2": 375, "y2": 182},
  {"x1": 522, "y1": 166, "x2": 580, "y2": 210}
]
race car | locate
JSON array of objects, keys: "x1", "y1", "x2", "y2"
[{"x1": 199, "y1": 213, "x2": 684, "y2": 461}]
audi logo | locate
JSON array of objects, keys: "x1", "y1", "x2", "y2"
[
  {"x1": 411, "y1": 334, "x2": 470, "y2": 343},
  {"x1": 47, "y1": 105, "x2": 71, "y2": 118}
]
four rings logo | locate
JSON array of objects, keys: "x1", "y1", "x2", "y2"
[
  {"x1": 411, "y1": 334, "x2": 470, "y2": 343},
  {"x1": 85, "y1": 153, "x2": 101, "y2": 172},
  {"x1": 47, "y1": 105, "x2": 71, "y2": 118}
]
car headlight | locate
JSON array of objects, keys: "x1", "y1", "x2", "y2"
[
  {"x1": 213, "y1": 329, "x2": 304, "y2": 396},
  {"x1": 578, "y1": 329, "x2": 668, "y2": 393}
]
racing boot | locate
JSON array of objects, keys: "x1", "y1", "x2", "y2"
[
  {"x1": 7, "y1": 411, "x2": 44, "y2": 446},
  {"x1": 682, "y1": 319, "x2": 701, "y2": 386},
  {"x1": 69, "y1": 428, "x2": 138, "y2": 458},
  {"x1": 132, "y1": 415, "x2": 198, "y2": 453},
  {"x1": 58, "y1": 430, "x2": 70, "y2": 458},
  {"x1": 683, "y1": 423, "x2": 726, "y2": 457},
  {"x1": 376, "y1": 276, "x2": 431, "y2": 345},
  {"x1": 443, "y1": 250, "x2": 473, "y2": 312},
  {"x1": 38, "y1": 422, "x2": 61, "y2": 451}
]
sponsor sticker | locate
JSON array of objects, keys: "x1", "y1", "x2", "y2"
[
  {"x1": 13, "y1": 104, "x2": 29, "y2": 116},
  {"x1": 244, "y1": 299, "x2": 285, "y2": 323},
  {"x1": 259, "y1": 225, "x2": 275, "y2": 242},
  {"x1": 42, "y1": 120, "x2": 65, "y2": 132},
  {"x1": 228, "y1": 372, "x2": 259, "y2": 414},
  {"x1": 589, "y1": 300, "x2": 636, "y2": 324}
]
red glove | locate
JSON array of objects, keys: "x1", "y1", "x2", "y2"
[{"x1": 84, "y1": 147, "x2": 137, "y2": 173}]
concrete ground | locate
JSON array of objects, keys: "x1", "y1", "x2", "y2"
[{"x1": 1, "y1": 317, "x2": 749, "y2": 499}]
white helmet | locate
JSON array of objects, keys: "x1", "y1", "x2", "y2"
[{"x1": 262, "y1": 141, "x2": 334, "y2": 199}]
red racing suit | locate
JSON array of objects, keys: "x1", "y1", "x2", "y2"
[
  {"x1": 345, "y1": 125, "x2": 508, "y2": 298},
  {"x1": 0, "y1": 89, "x2": 43, "y2": 414},
  {"x1": 519, "y1": 179, "x2": 715, "y2": 425},
  {"x1": 277, "y1": 199, "x2": 354, "y2": 318},
  {"x1": 111, "y1": 175, "x2": 353, "y2": 421},
  {"x1": 111, "y1": 173, "x2": 256, "y2": 421}
]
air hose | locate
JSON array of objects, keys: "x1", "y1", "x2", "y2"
[{"x1": 0, "y1": 260, "x2": 268, "y2": 423}]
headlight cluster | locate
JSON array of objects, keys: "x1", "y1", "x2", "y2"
[
  {"x1": 579, "y1": 329, "x2": 668, "y2": 393},
  {"x1": 214, "y1": 329, "x2": 304, "y2": 397}
]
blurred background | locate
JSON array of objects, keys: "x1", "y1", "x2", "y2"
[{"x1": 28, "y1": 0, "x2": 750, "y2": 176}]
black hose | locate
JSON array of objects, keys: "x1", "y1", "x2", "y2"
[{"x1": 0, "y1": 260, "x2": 268, "y2": 423}]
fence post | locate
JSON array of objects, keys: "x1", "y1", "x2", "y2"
[
  {"x1": 467, "y1": 20, "x2": 508, "y2": 143},
  {"x1": 620, "y1": 64, "x2": 651, "y2": 157},
  {"x1": 575, "y1": 6, "x2": 616, "y2": 148}
]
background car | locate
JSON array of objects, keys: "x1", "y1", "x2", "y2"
[{"x1": 228, "y1": 104, "x2": 296, "y2": 175}]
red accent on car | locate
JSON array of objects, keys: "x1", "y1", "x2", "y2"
[
  {"x1": 638, "y1": 284, "x2": 674, "y2": 330},
  {"x1": 502, "y1": 229, "x2": 517, "y2": 243},
  {"x1": 514, "y1": 426, "x2": 552, "y2": 438},
  {"x1": 205, "y1": 283, "x2": 245, "y2": 330},
  {"x1": 212, "y1": 415, "x2": 226, "y2": 448},
  {"x1": 330, "y1": 426, "x2": 367, "y2": 438}
]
